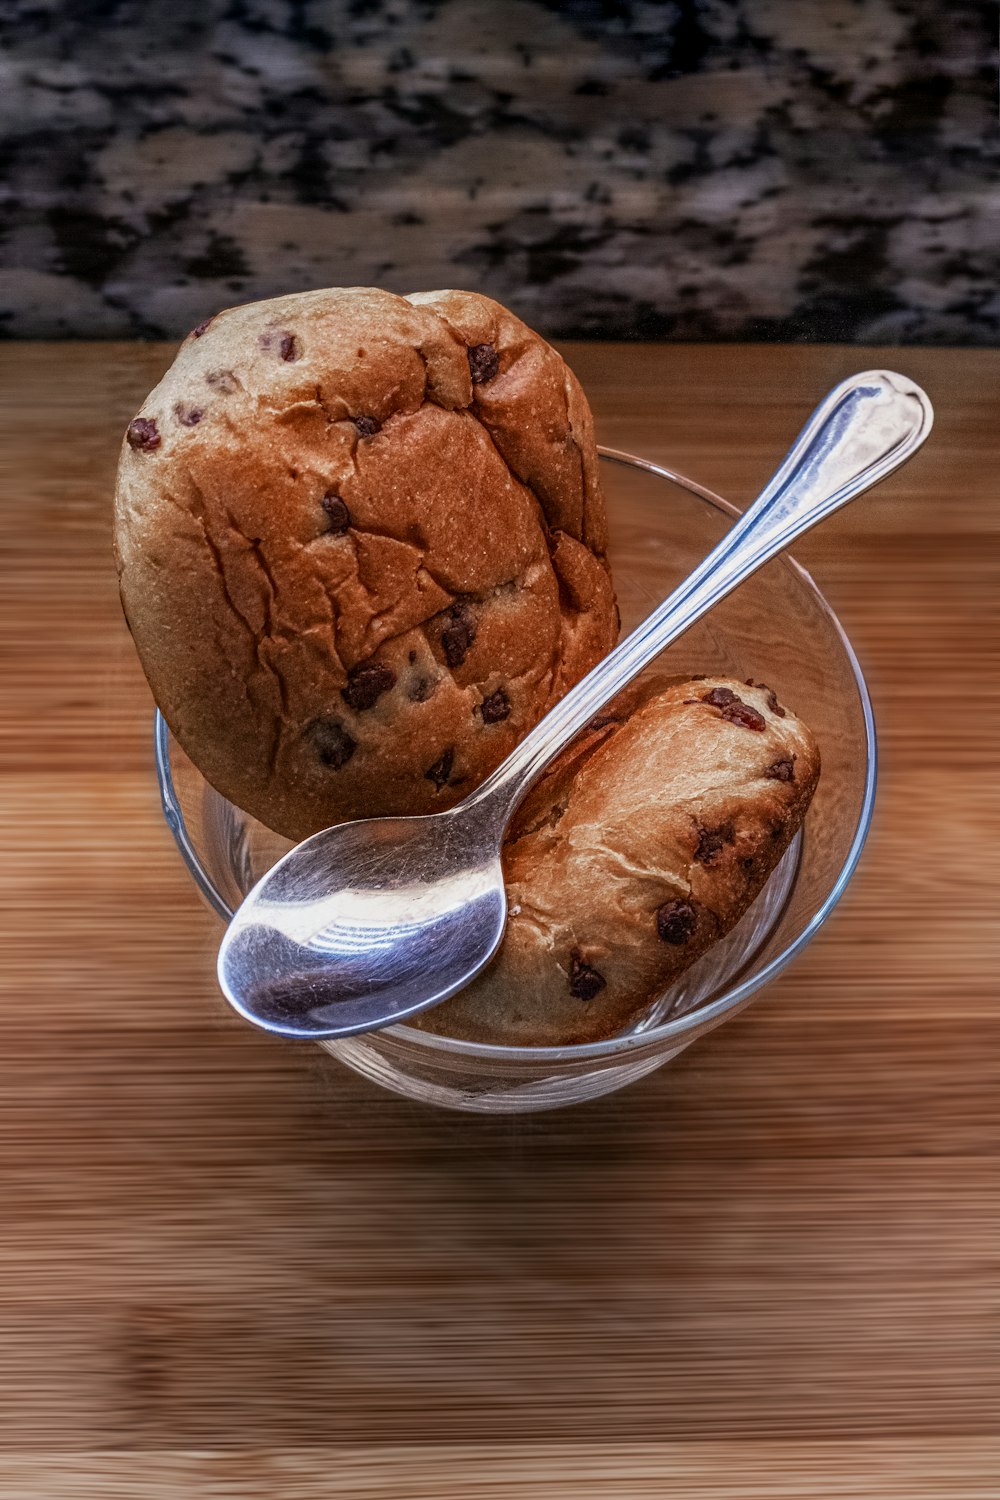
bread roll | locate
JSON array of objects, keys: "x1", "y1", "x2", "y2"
[
  {"x1": 114, "y1": 287, "x2": 616, "y2": 841},
  {"x1": 414, "y1": 675, "x2": 820, "y2": 1047}
]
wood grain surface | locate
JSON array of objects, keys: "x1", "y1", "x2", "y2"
[{"x1": 1, "y1": 343, "x2": 998, "y2": 1497}]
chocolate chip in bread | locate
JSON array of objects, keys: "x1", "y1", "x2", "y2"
[
  {"x1": 114, "y1": 287, "x2": 617, "y2": 841},
  {"x1": 413, "y1": 675, "x2": 820, "y2": 1047}
]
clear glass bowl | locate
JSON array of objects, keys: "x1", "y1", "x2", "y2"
[{"x1": 156, "y1": 449, "x2": 876, "y2": 1113}]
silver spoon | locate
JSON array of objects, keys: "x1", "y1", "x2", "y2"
[{"x1": 218, "y1": 370, "x2": 932, "y2": 1041}]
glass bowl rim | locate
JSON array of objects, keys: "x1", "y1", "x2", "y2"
[{"x1": 155, "y1": 446, "x2": 877, "y2": 1063}]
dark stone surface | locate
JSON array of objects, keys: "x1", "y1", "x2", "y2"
[{"x1": 1, "y1": 0, "x2": 996, "y2": 343}]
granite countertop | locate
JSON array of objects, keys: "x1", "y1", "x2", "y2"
[{"x1": 0, "y1": 0, "x2": 996, "y2": 343}]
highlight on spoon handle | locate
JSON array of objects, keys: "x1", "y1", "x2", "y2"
[{"x1": 470, "y1": 369, "x2": 933, "y2": 828}]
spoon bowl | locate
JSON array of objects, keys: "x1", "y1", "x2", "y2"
[{"x1": 218, "y1": 808, "x2": 507, "y2": 1038}]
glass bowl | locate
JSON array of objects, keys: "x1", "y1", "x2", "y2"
[{"x1": 156, "y1": 449, "x2": 875, "y2": 1113}]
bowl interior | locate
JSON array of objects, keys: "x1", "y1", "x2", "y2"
[{"x1": 157, "y1": 450, "x2": 874, "y2": 1063}]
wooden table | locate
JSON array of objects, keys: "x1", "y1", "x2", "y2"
[{"x1": 2, "y1": 344, "x2": 998, "y2": 1497}]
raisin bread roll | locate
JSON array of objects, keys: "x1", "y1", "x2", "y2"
[
  {"x1": 414, "y1": 676, "x2": 820, "y2": 1047},
  {"x1": 114, "y1": 287, "x2": 616, "y2": 841}
]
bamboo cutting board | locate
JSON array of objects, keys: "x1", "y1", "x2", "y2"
[{"x1": 1, "y1": 343, "x2": 998, "y2": 1497}]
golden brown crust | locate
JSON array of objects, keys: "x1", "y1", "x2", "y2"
[
  {"x1": 114, "y1": 288, "x2": 616, "y2": 840},
  {"x1": 413, "y1": 676, "x2": 821, "y2": 1047}
]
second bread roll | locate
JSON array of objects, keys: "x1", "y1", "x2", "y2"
[{"x1": 415, "y1": 675, "x2": 820, "y2": 1047}]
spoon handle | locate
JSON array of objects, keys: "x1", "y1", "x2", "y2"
[{"x1": 469, "y1": 368, "x2": 932, "y2": 829}]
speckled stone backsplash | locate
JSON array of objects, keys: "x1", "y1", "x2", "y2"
[{"x1": 1, "y1": 0, "x2": 996, "y2": 342}]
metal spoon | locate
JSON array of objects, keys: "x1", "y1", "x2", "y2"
[{"x1": 218, "y1": 370, "x2": 932, "y2": 1040}]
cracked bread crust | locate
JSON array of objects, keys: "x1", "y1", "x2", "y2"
[
  {"x1": 114, "y1": 287, "x2": 616, "y2": 840},
  {"x1": 413, "y1": 676, "x2": 820, "y2": 1047}
]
